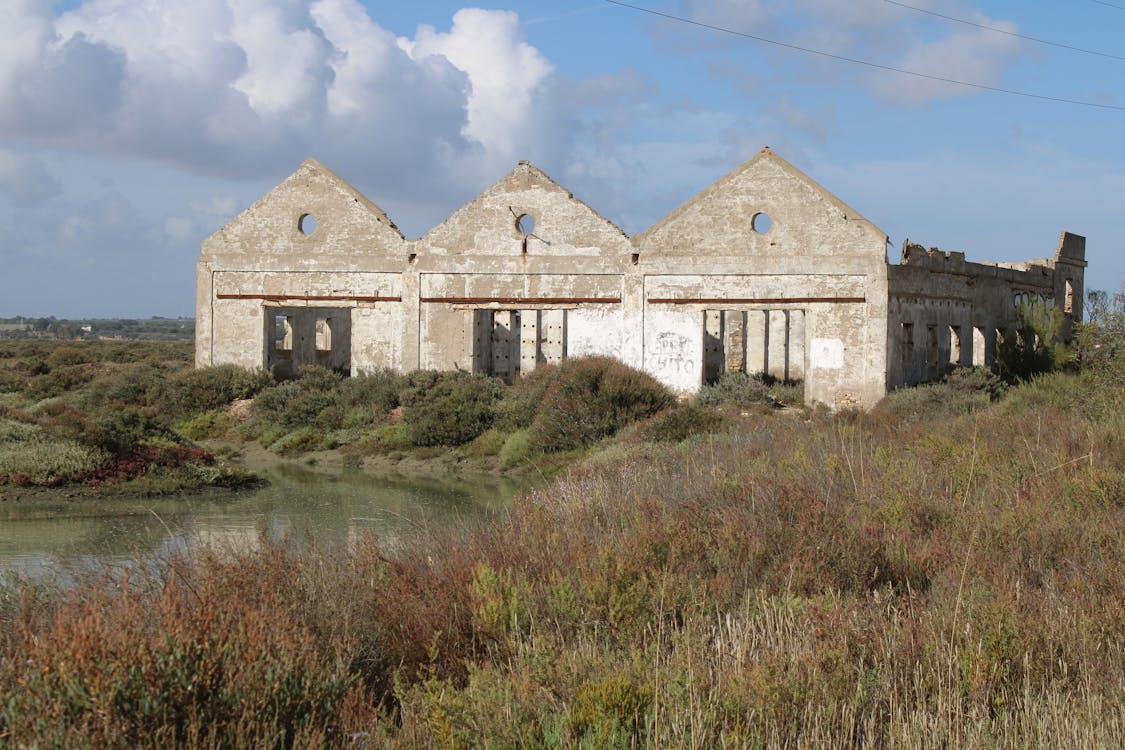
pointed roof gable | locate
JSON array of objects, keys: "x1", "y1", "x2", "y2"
[
  {"x1": 637, "y1": 148, "x2": 887, "y2": 256},
  {"x1": 417, "y1": 161, "x2": 631, "y2": 258},
  {"x1": 201, "y1": 158, "x2": 404, "y2": 264}
]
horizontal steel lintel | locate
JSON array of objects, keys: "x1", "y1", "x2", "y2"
[
  {"x1": 647, "y1": 296, "x2": 866, "y2": 305},
  {"x1": 216, "y1": 293, "x2": 401, "y2": 303},
  {"x1": 421, "y1": 296, "x2": 622, "y2": 305}
]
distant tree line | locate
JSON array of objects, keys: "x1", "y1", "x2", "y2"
[{"x1": 0, "y1": 316, "x2": 194, "y2": 342}]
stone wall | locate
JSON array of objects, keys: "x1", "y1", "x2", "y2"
[{"x1": 886, "y1": 232, "x2": 1086, "y2": 388}]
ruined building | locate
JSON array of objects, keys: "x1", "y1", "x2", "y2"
[{"x1": 196, "y1": 149, "x2": 1085, "y2": 409}]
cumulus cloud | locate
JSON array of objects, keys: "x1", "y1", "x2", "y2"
[{"x1": 0, "y1": 0, "x2": 579, "y2": 202}]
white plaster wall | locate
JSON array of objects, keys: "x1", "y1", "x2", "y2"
[
  {"x1": 644, "y1": 308, "x2": 703, "y2": 393},
  {"x1": 352, "y1": 305, "x2": 401, "y2": 372},
  {"x1": 568, "y1": 308, "x2": 625, "y2": 358}
]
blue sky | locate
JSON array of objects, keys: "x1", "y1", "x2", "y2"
[{"x1": 2, "y1": 0, "x2": 1122, "y2": 317}]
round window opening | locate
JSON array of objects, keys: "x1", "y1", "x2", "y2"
[
  {"x1": 298, "y1": 213, "x2": 318, "y2": 235},
  {"x1": 752, "y1": 212, "x2": 772, "y2": 235},
  {"x1": 516, "y1": 213, "x2": 535, "y2": 236}
]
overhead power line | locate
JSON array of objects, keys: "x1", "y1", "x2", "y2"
[
  {"x1": 602, "y1": 0, "x2": 1125, "y2": 111},
  {"x1": 885, "y1": 0, "x2": 1125, "y2": 61},
  {"x1": 1088, "y1": 1, "x2": 1125, "y2": 11}
]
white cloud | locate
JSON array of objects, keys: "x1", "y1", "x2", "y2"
[
  {"x1": 688, "y1": 0, "x2": 775, "y2": 29},
  {"x1": 0, "y1": 0, "x2": 576, "y2": 198},
  {"x1": 0, "y1": 150, "x2": 61, "y2": 205},
  {"x1": 868, "y1": 17, "x2": 1023, "y2": 105},
  {"x1": 164, "y1": 216, "x2": 196, "y2": 243},
  {"x1": 680, "y1": 1, "x2": 1024, "y2": 106},
  {"x1": 404, "y1": 8, "x2": 568, "y2": 178}
]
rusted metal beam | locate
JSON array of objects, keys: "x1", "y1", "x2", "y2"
[
  {"x1": 421, "y1": 296, "x2": 621, "y2": 305},
  {"x1": 647, "y1": 296, "x2": 866, "y2": 305},
  {"x1": 216, "y1": 293, "x2": 401, "y2": 302}
]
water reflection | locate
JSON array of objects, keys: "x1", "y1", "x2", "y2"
[{"x1": 0, "y1": 465, "x2": 526, "y2": 580}]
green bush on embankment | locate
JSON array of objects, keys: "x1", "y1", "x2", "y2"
[
  {"x1": 0, "y1": 341, "x2": 253, "y2": 492},
  {"x1": 0, "y1": 344, "x2": 708, "y2": 489}
]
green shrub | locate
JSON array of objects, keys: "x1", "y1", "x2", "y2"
[
  {"x1": 22, "y1": 364, "x2": 98, "y2": 401},
  {"x1": 631, "y1": 404, "x2": 726, "y2": 443},
  {"x1": 320, "y1": 427, "x2": 366, "y2": 450},
  {"x1": 401, "y1": 371, "x2": 500, "y2": 447},
  {"x1": 528, "y1": 357, "x2": 673, "y2": 452},
  {"x1": 372, "y1": 423, "x2": 412, "y2": 452},
  {"x1": 164, "y1": 364, "x2": 272, "y2": 417},
  {"x1": 341, "y1": 407, "x2": 375, "y2": 430},
  {"x1": 46, "y1": 345, "x2": 94, "y2": 367},
  {"x1": 465, "y1": 428, "x2": 509, "y2": 457},
  {"x1": 0, "y1": 419, "x2": 107, "y2": 483},
  {"x1": 997, "y1": 301, "x2": 1074, "y2": 382},
  {"x1": 283, "y1": 390, "x2": 339, "y2": 429},
  {"x1": 498, "y1": 429, "x2": 534, "y2": 468},
  {"x1": 0, "y1": 440, "x2": 107, "y2": 484},
  {"x1": 259, "y1": 423, "x2": 288, "y2": 449},
  {"x1": 89, "y1": 405, "x2": 176, "y2": 457},
  {"x1": 339, "y1": 369, "x2": 401, "y2": 417},
  {"x1": 494, "y1": 364, "x2": 560, "y2": 431},
  {"x1": 698, "y1": 371, "x2": 777, "y2": 408},
  {"x1": 0, "y1": 369, "x2": 25, "y2": 393},
  {"x1": 175, "y1": 410, "x2": 235, "y2": 441},
  {"x1": 270, "y1": 426, "x2": 324, "y2": 456},
  {"x1": 294, "y1": 364, "x2": 343, "y2": 392},
  {"x1": 251, "y1": 381, "x2": 305, "y2": 422},
  {"x1": 766, "y1": 379, "x2": 805, "y2": 407},
  {"x1": 0, "y1": 418, "x2": 39, "y2": 443},
  {"x1": 944, "y1": 365, "x2": 1008, "y2": 400},
  {"x1": 78, "y1": 363, "x2": 168, "y2": 410},
  {"x1": 876, "y1": 366, "x2": 1006, "y2": 424}
]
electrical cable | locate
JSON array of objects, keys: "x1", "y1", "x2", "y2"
[
  {"x1": 602, "y1": 0, "x2": 1125, "y2": 111},
  {"x1": 885, "y1": 0, "x2": 1125, "y2": 61}
]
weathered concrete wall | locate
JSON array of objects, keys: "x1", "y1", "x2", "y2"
[
  {"x1": 636, "y1": 150, "x2": 890, "y2": 409},
  {"x1": 886, "y1": 232, "x2": 1086, "y2": 388},
  {"x1": 197, "y1": 150, "x2": 1084, "y2": 410},
  {"x1": 197, "y1": 159, "x2": 407, "y2": 373}
]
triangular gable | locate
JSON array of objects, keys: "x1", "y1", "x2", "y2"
[
  {"x1": 417, "y1": 161, "x2": 632, "y2": 259},
  {"x1": 637, "y1": 149, "x2": 887, "y2": 256},
  {"x1": 201, "y1": 158, "x2": 405, "y2": 263}
]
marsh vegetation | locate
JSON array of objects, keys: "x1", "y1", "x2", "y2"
[{"x1": 0, "y1": 306, "x2": 1122, "y2": 747}]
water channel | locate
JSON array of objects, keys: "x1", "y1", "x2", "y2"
[{"x1": 0, "y1": 465, "x2": 527, "y2": 581}]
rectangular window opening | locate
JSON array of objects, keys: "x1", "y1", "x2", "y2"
[
  {"x1": 972, "y1": 326, "x2": 986, "y2": 367},
  {"x1": 275, "y1": 315, "x2": 292, "y2": 351},
  {"x1": 901, "y1": 323, "x2": 914, "y2": 366},
  {"x1": 315, "y1": 316, "x2": 332, "y2": 352},
  {"x1": 949, "y1": 325, "x2": 961, "y2": 366}
]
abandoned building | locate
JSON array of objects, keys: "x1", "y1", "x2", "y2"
[{"x1": 196, "y1": 149, "x2": 1086, "y2": 409}]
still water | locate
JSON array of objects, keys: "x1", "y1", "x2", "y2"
[{"x1": 0, "y1": 465, "x2": 526, "y2": 580}]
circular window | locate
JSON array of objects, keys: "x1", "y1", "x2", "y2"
[
  {"x1": 298, "y1": 213, "x2": 318, "y2": 235},
  {"x1": 751, "y1": 212, "x2": 772, "y2": 235},
  {"x1": 516, "y1": 213, "x2": 535, "y2": 236}
]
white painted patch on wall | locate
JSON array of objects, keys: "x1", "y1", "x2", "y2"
[
  {"x1": 645, "y1": 309, "x2": 702, "y2": 392},
  {"x1": 568, "y1": 308, "x2": 623, "y2": 358},
  {"x1": 810, "y1": 338, "x2": 844, "y2": 370}
]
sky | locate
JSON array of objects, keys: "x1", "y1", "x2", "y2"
[{"x1": 1, "y1": 0, "x2": 1123, "y2": 318}]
